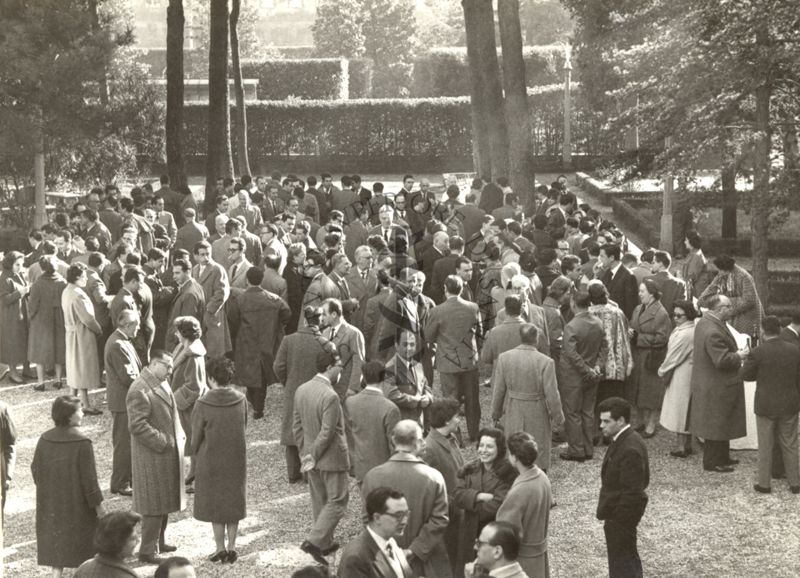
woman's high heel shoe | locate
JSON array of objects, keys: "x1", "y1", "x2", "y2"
[{"x1": 209, "y1": 550, "x2": 228, "y2": 563}]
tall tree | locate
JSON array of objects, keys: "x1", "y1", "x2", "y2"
[
  {"x1": 229, "y1": 0, "x2": 250, "y2": 177},
  {"x1": 166, "y1": 0, "x2": 187, "y2": 190},
  {"x1": 312, "y1": 0, "x2": 366, "y2": 58},
  {"x1": 498, "y1": 0, "x2": 534, "y2": 199},
  {"x1": 462, "y1": 0, "x2": 491, "y2": 176},
  {"x1": 205, "y1": 0, "x2": 233, "y2": 211}
]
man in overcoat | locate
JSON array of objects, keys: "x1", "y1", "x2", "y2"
[
  {"x1": 105, "y1": 310, "x2": 141, "y2": 496},
  {"x1": 191, "y1": 241, "x2": 231, "y2": 358},
  {"x1": 361, "y1": 420, "x2": 451, "y2": 578},
  {"x1": 274, "y1": 306, "x2": 335, "y2": 483},
  {"x1": 321, "y1": 298, "x2": 365, "y2": 400},
  {"x1": 228, "y1": 266, "x2": 291, "y2": 419},
  {"x1": 126, "y1": 351, "x2": 185, "y2": 564},
  {"x1": 690, "y1": 294, "x2": 747, "y2": 472}
]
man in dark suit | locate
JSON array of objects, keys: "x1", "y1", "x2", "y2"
[
  {"x1": 384, "y1": 331, "x2": 432, "y2": 426},
  {"x1": 105, "y1": 309, "x2": 142, "y2": 496},
  {"x1": 597, "y1": 397, "x2": 649, "y2": 578},
  {"x1": 559, "y1": 292, "x2": 606, "y2": 461},
  {"x1": 453, "y1": 193, "x2": 486, "y2": 244},
  {"x1": 293, "y1": 349, "x2": 351, "y2": 566},
  {"x1": 347, "y1": 245, "x2": 379, "y2": 333},
  {"x1": 345, "y1": 361, "x2": 401, "y2": 483},
  {"x1": 338, "y1": 486, "x2": 416, "y2": 578},
  {"x1": 600, "y1": 244, "x2": 638, "y2": 319},
  {"x1": 780, "y1": 312, "x2": 800, "y2": 346},
  {"x1": 648, "y1": 251, "x2": 686, "y2": 316},
  {"x1": 165, "y1": 259, "x2": 205, "y2": 351},
  {"x1": 174, "y1": 208, "x2": 209, "y2": 258},
  {"x1": 425, "y1": 275, "x2": 481, "y2": 440},
  {"x1": 546, "y1": 192, "x2": 575, "y2": 238},
  {"x1": 429, "y1": 236, "x2": 464, "y2": 304},
  {"x1": 690, "y1": 294, "x2": 747, "y2": 473},
  {"x1": 370, "y1": 205, "x2": 408, "y2": 246},
  {"x1": 110, "y1": 266, "x2": 155, "y2": 364},
  {"x1": 298, "y1": 250, "x2": 340, "y2": 331},
  {"x1": 421, "y1": 231, "x2": 449, "y2": 297},
  {"x1": 741, "y1": 315, "x2": 800, "y2": 494}
]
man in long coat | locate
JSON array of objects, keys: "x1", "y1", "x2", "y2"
[
  {"x1": 361, "y1": 420, "x2": 451, "y2": 578},
  {"x1": 192, "y1": 241, "x2": 231, "y2": 358},
  {"x1": 274, "y1": 307, "x2": 335, "y2": 483},
  {"x1": 126, "y1": 352, "x2": 185, "y2": 563},
  {"x1": 492, "y1": 325, "x2": 565, "y2": 472},
  {"x1": 166, "y1": 259, "x2": 205, "y2": 351},
  {"x1": 105, "y1": 310, "x2": 141, "y2": 496},
  {"x1": 228, "y1": 267, "x2": 291, "y2": 419},
  {"x1": 690, "y1": 294, "x2": 747, "y2": 472},
  {"x1": 63, "y1": 268, "x2": 103, "y2": 413}
]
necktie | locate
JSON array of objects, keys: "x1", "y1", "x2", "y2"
[
  {"x1": 383, "y1": 228, "x2": 389, "y2": 242},
  {"x1": 330, "y1": 326, "x2": 337, "y2": 341},
  {"x1": 231, "y1": 264, "x2": 238, "y2": 281},
  {"x1": 362, "y1": 269, "x2": 368, "y2": 282},
  {"x1": 386, "y1": 543, "x2": 395, "y2": 561},
  {"x1": 408, "y1": 361, "x2": 415, "y2": 384}
]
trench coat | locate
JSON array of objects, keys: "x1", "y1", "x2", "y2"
[
  {"x1": 453, "y1": 459, "x2": 517, "y2": 578},
  {"x1": 274, "y1": 326, "x2": 336, "y2": 446},
  {"x1": 689, "y1": 314, "x2": 745, "y2": 440},
  {"x1": 62, "y1": 284, "x2": 102, "y2": 390},
  {"x1": 28, "y1": 273, "x2": 67, "y2": 366},
  {"x1": 492, "y1": 345, "x2": 564, "y2": 471},
  {"x1": 127, "y1": 367, "x2": 186, "y2": 516},
  {"x1": 659, "y1": 321, "x2": 694, "y2": 433},
  {"x1": 192, "y1": 260, "x2": 232, "y2": 357},
  {"x1": 628, "y1": 300, "x2": 671, "y2": 409},
  {"x1": 228, "y1": 285, "x2": 291, "y2": 389},
  {"x1": 192, "y1": 387, "x2": 247, "y2": 523},
  {"x1": 0, "y1": 271, "x2": 28, "y2": 365},
  {"x1": 32, "y1": 427, "x2": 103, "y2": 568},
  {"x1": 170, "y1": 339, "x2": 208, "y2": 456},
  {"x1": 496, "y1": 466, "x2": 552, "y2": 578}
]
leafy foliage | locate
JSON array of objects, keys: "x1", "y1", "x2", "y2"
[
  {"x1": 521, "y1": 0, "x2": 574, "y2": 45},
  {"x1": 312, "y1": 0, "x2": 367, "y2": 59}
]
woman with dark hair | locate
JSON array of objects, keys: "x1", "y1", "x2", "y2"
[
  {"x1": 62, "y1": 262, "x2": 103, "y2": 414},
  {"x1": 659, "y1": 300, "x2": 699, "y2": 457},
  {"x1": 170, "y1": 315, "x2": 208, "y2": 493},
  {"x1": 0, "y1": 251, "x2": 31, "y2": 383},
  {"x1": 628, "y1": 279, "x2": 672, "y2": 437},
  {"x1": 32, "y1": 396, "x2": 105, "y2": 577},
  {"x1": 681, "y1": 231, "x2": 710, "y2": 298},
  {"x1": 28, "y1": 255, "x2": 68, "y2": 391},
  {"x1": 74, "y1": 511, "x2": 142, "y2": 577},
  {"x1": 587, "y1": 280, "x2": 634, "y2": 441},
  {"x1": 192, "y1": 356, "x2": 247, "y2": 564},
  {"x1": 453, "y1": 428, "x2": 517, "y2": 576},
  {"x1": 496, "y1": 432, "x2": 552, "y2": 578}
]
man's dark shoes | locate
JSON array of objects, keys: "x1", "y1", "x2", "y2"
[
  {"x1": 704, "y1": 465, "x2": 734, "y2": 473},
  {"x1": 669, "y1": 449, "x2": 692, "y2": 458},
  {"x1": 111, "y1": 486, "x2": 133, "y2": 496},
  {"x1": 790, "y1": 486, "x2": 800, "y2": 494},
  {"x1": 84, "y1": 407, "x2": 102, "y2": 416},
  {"x1": 725, "y1": 458, "x2": 740, "y2": 466},
  {"x1": 559, "y1": 452, "x2": 586, "y2": 463},
  {"x1": 226, "y1": 550, "x2": 238, "y2": 564},
  {"x1": 300, "y1": 540, "x2": 329, "y2": 566},
  {"x1": 159, "y1": 543, "x2": 177, "y2": 553},
  {"x1": 253, "y1": 412, "x2": 264, "y2": 420},
  {"x1": 209, "y1": 550, "x2": 228, "y2": 563},
  {"x1": 138, "y1": 553, "x2": 164, "y2": 565},
  {"x1": 33, "y1": 382, "x2": 47, "y2": 392},
  {"x1": 753, "y1": 484, "x2": 772, "y2": 494},
  {"x1": 321, "y1": 542, "x2": 340, "y2": 556}
]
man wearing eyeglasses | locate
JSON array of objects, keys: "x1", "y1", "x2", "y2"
[
  {"x1": 338, "y1": 487, "x2": 415, "y2": 578},
  {"x1": 465, "y1": 521, "x2": 527, "y2": 578}
]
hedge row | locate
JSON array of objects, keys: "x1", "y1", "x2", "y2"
[
  {"x1": 411, "y1": 45, "x2": 568, "y2": 98},
  {"x1": 239, "y1": 58, "x2": 374, "y2": 100}
]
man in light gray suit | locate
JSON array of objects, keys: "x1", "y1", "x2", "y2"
[
  {"x1": 294, "y1": 349, "x2": 350, "y2": 566},
  {"x1": 261, "y1": 253, "x2": 288, "y2": 303},
  {"x1": 322, "y1": 298, "x2": 366, "y2": 401}
]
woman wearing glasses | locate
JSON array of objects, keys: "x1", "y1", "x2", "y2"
[{"x1": 658, "y1": 300, "x2": 699, "y2": 457}]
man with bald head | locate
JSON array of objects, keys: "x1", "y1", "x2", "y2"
[
  {"x1": 361, "y1": 420, "x2": 451, "y2": 578},
  {"x1": 690, "y1": 294, "x2": 748, "y2": 473},
  {"x1": 421, "y1": 231, "x2": 449, "y2": 296}
]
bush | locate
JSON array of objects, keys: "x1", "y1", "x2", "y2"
[
  {"x1": 411, "y1": 45, "x2": 567, "y2": 97},
  {"x1": 348, "y1": 59, "x2": 373, "y2": 98},
  {"x1": 241, "y1": 59, "x2": 346, "y2": 100}
]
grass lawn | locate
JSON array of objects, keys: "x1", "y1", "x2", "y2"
[{"x1": 4, "y1": 365, "x2": 800, "y2": 578}]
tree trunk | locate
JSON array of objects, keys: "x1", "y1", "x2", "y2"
[
  {"x1": 462, "y1": 0, "x2": 491, "y2": 178},
  {"x1": 205, "y1": 0, "x2": 233, "y2": 212},
  {"x1": 751, "y1": 26, "x2": 771, "y2": 304},
  {"x1": 89, "y1": 0, "x2": 109, "y2": 106},
  {"x1": 166, "y1": 0, "x2": 187, "y2": 191},
  {"x1": 473, "y1": 0, "x2": 509, "y2": 180},
  {"x1": 497, "y1": 0, "x2": 534, "y2": 200},
  {"x1": 229, "y1": 0, "x2": 250, "y2": 177},
  {"x1": 720, "y1": 164, "x2": 737, "y2": 239},
  {"x1": 33, "y1": 117, "x2": 47, "y2": 229},
  {"x1": 781, "y1": 112, "x2": 798, "y2": 188}
]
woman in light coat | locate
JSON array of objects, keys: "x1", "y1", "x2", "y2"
[
  {"x1": 659, "y1": 300, "x2": 698, "y2": 457},
  {"x1": 62, "y1": 263, "x2": 103, "y2": 414},
  {"x1": 628, "y1": 279, "x2": 671, "y2": 437},
  {"x1": 170, "y1": 316, "x2": 208, "y2": 492}
]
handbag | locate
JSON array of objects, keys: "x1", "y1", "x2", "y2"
[{"x1": 644, "y1": 345, "x2": 667, "y2": 371}]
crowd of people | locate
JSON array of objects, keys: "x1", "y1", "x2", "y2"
[{"x1": 0, "y1": 170, "x2": 798, "y2": 578}]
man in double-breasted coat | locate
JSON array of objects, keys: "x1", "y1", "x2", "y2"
[
  {"x1": 690, "y1": 294, "x2": 746, "y2": 472},
  {"x1": 126, "y1": 353, "x2": 185, "y2": 563},
  {"x1": 192, "y1": 241, "x2": 231, "y2": 358},
  {"x1": 228, "y1": 268, "x2": 291, "y2": 419},
  {"x1": 165, "y1": 259, "x2": 205, "y2": 351}
]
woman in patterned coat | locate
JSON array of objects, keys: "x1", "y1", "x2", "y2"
[
  {"x1": 28, "y1": 256, "x2": 67, "y2": 390},
  {"x1": 0, "y1": 251, "x2": 31, "y2": 383}
]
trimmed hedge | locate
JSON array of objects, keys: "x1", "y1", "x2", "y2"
[
  {"x1": 240, "y1": 58, "x2": 373, "y2": 100},
  {"x1": 411, "y1": 45, "x2": 567, "y2": 97}
]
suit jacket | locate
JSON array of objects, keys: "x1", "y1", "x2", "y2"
[
  {"x1": 230, "y1": 203, "x2": 263, "y2": 232},
  {"x1": 361, "y1": 453, "x2": 451, "y2": 578},
  {"x1": 344, "y1": 220, "x2": 371, "y2": 262},
  {"x1": 292, "y1": 375, "x2": 350, "y2": 471},
  {"x1": 648, "y1": 271, "x2": 686, "y2": 315},
  {"x1": 261, "y1": 267, "x2": 288, "y2": 303},
  {"x1": 338, "y1": 529, "x2": 416, "y2": 578},
  {"x1": 227, "y1": 258, "x2": 252, "y2": 296},
  {"x1": 421, "y1": 246, "x2": 446, "y2": 295},
  {"x1": 166, "y1": 279, "x2": 205, "y2": 350},
  {"x1": 559, "y1": 311, "x2": 606, "y2": 387},
  {"x1": 602, "y1": 264, "x2": 639, "y2": 319},
  {"x1": 99, "y1": 208, "x2": 124, "y2": 242},
  {"x1": 174, "y1": 221, "x2": 209, "y2": 257},
  {"x1": 453, "y1": 204, "x2": 486, "y2": 243},
  {"x1": 430, "y1": 254, "x2": 458, "y2": 305},
  {"x1": 326, "y1": 321, "x2": 366, "y2": 397},
  {"x1": 689, "y1": 314, "x2": 745, "y2": 440},
  {"x1": 347, "y1": 267, "x2": 379, "y2": 331},
  {"x1": 104, "y1": 329, "x2": 142, "y2": 413},
  {"x1": 597, "y1": 427, "x2": 649, "y2": 525},
  {"x1": 345, "y1": 388, "x2": 400, "y2": 481},
  {"x1": 298, "y1": 272, "x2": 340, "y2": 331},
  {"x1": 384, "y1": 354, "x2": 431, "y2": 424},
  {"x1": 741, "y1": 337, "x2": 800, "y2": 416},
  {"x1": 425, "y1": 296, "x2": 480, "y2": 374},
  {"x1": 781, "y1": 326, "x2": 800, "y2": 347},
  {"x1": 211, "y1": 235, "x2": 234, "y2": 267},
  {"x1": 192, "y1": 260, "x2": 231, "y2": 357},
  {"x1": 109, "y1": 287, "x2": 137, "y2": 330},
  {"x1": 369, "y1": 224, "x2": 408, "y2": 245},
  {"x1": 84, "y1": 221, "x2": 113, "y2": 253}
]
